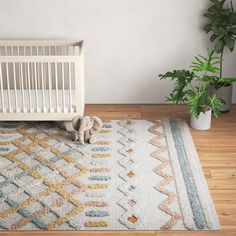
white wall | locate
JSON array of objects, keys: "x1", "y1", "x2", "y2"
[{"x1": 0, "y1": 0, "x2": 235, "y2": 103}]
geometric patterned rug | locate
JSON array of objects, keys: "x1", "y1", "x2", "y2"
[{"x1": 0, "y1": 120, "x2": 220, "y2": 230}]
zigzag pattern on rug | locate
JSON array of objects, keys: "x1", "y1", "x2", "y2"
[{"x1": 148, "y1": 121, "x2": 182, "y2": 230}]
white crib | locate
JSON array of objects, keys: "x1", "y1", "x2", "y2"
[{"x1": 0, "y1": 40, "x2": 85, "y2": 124}]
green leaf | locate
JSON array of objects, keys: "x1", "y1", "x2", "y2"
[
  {"x1": 212, "y1": 26, "x2": 226, "y2": 36},
  {"x1": 210, "y1": 0, "x2": 221, "y2": 4},
  {"x1": 188, "y1": 90, "x2": 209, "y2": 118},
  {"x1": 208, "y1": 5, "x2": 219, "y2": 14},
  {"x1": 229, "y1": 27, "x2": 236, "y2": 35},
  {"x1": 225, "y1": 37, "x2": 235, "y2": 51},
  {"x1": 204, "y1": 76, "x2": 236, "y2": 90},
  {"x1": 219, "y1": 77, "x2": 236, "y2": 83},
  {"x1": 190, "y1": 50, "x2": 220, "y2": 74},
  {"x1": 230, "y1": 13, "x2": 236, "y2": 24},
  {"x1": 158, "y1": 70, "x2": 194, "y2": 104},
  {"x1": 209, "y1": 95, "x2": 222, "y2": 117},
  {"x1": 215, "y1": 39, "x2": 224, "y2": 53},
  {"x1": 210, "y1": 34, "x2": 218, "y2": 42},
  {"x1": 203, "y1": 23, "x2": 212, "y2": 33}
]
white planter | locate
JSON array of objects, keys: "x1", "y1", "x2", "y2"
[{"x1": 190, "y1": 109, "x2": 212, "y2": 130}]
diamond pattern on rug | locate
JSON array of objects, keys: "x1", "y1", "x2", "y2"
[{"x1": 0, "y1": 123, "x2": 89, "y2": 230}]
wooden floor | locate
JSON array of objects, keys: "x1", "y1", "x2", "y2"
[{"x1": 1, "y1": 104, "x2": 236, "y2": 236}]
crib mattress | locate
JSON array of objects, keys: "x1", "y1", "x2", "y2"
[{"x1": 0, "y1": 90, "x2": 76, "y2": 113}]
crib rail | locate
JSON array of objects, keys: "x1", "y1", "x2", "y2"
[
  {"x1": 0, "y1": 40, "x2": 84, "y2": 120},
  {"x1": 0, "y1": 45, "x2": 80, "y2": 56}
]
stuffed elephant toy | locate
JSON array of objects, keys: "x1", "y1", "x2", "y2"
[{"x1": 72, "y1": 116, "x2": 103, "y2": 144}]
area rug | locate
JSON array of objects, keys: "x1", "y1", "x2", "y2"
[{"x1": 0, "y1": 120, "x2": 220, "y2": 231}]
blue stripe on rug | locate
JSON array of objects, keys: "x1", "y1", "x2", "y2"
[{"x1": 169, "y1": 120, "x2": 206, "y2": 229}]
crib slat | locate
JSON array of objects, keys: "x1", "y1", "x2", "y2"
[
  {"x1": 6, "y1": 62, "x2": 12, "y2": 112},
  {"x1": 68, "y1": 62, "x2": 72, "y2": 113},
  {"x1": 29, "y1": 47, "x2": 35, "y2": 95},
  {"x1": 10, "y1": 46, "x2": 18, "y2": 112},
  {"x1": 55, "y1": 62, "x2": 59, "y2": 112},
  {"x1": 23, "y1": 47, "x2": 27, "y2": 112},
  {"x1": 42, "y1": 46, "x2": 47, "y2": 112},
  {"x1": 0, "y1": 63, "x2": 5, "y2": 112},
  {"x1": 27, "y1": 62, "x2": 32, "y2": 112},
  {"x1": 4, "y1": 46, "x2": 11, "y2": 112},
  {"x1": 55, "y1": 47, "x2": 59, "y2": 112},
  {"x1": 62, "y1": 62, "x2": 65, "y2": 112},
  {"x1": 34, "y1": 62, "x2": 39, "y2": 112},
  {"x1": 48, "y1": 62, "x2": 52, "y2": 112},
  {"x1": 20, "y1": 62, "x2": 26, "y2": 112},
  {"x1": 13, "y1": 62, "x2": 18, "y2": 112},
  {"x1": 16, "y1": 47, "x2": 20, "y2": 112},
  {"x1": 36, "y1": 47, "x2": 41, "y2": 97},
  {"x1": 10, "y1": 46, "x2": 13, "y2": 55},
  {"x1": 41, "y1": 62, "x2": 46, "y2": 112}
]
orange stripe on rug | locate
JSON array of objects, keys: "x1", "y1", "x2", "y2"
[{"x1": 148, "y1": 121, "x2": 181, "y2": 230}]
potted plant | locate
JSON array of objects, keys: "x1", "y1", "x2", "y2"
[
  {"x1": 204, "y1": 0, "x2": 236, "y2": 111},
  {"x1": 159, "y1": 50, "x2": 223, "y2": 130}
]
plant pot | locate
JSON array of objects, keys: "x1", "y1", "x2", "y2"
[
  {"x1": 216, "y1": 84, "x2": 232, "y2": 112},
  {"x1": 190, "y1": 108, "x2": 212, "y2": 130},
  {"x1": 208, "y1": 84, "x2": 233, "y2": 112}
]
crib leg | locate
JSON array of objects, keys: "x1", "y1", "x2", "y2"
[
  {"x1": 63, "y1": 121, "x2": 74, "y2": 131},
  {"x1": 56, "y1": 121, "x2": 73, "y2": 131}
]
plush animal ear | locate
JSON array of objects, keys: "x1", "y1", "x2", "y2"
[
  {"x1": 91, "y1": 116, "x2": 103, "y2": 130},
  {"x1": 72, "y1": 116, "x2": 82, "y2": 131}
]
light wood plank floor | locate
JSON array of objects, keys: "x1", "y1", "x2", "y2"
[{"x1": 1, "y1": 104, "x2": 236, "y2": 236}]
